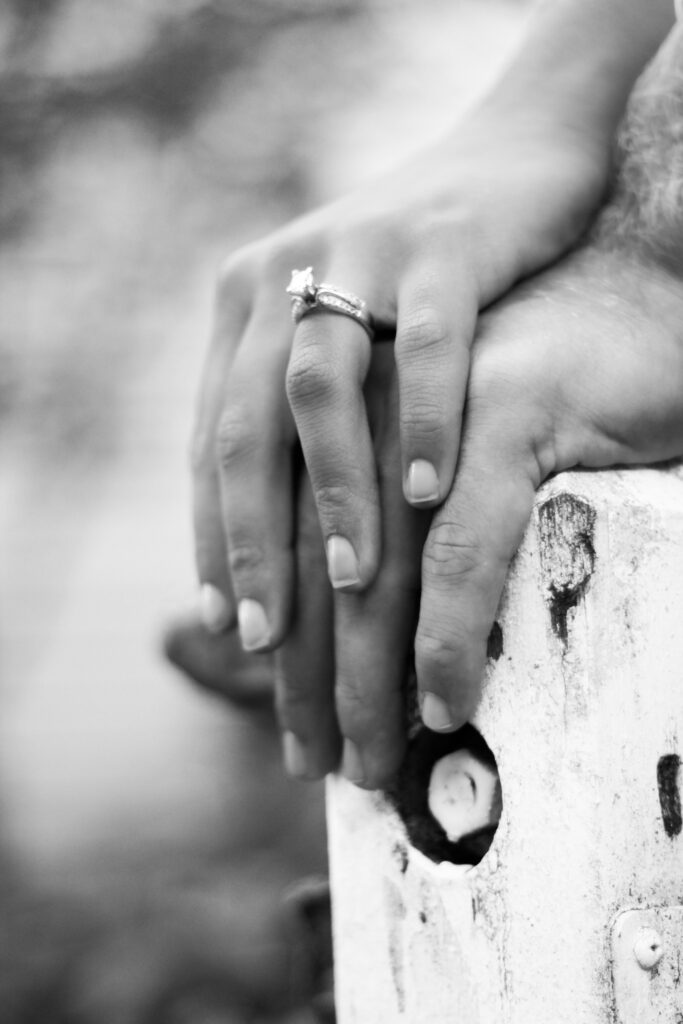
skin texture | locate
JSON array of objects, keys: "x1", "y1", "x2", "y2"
[
  {"x1": 278, "y1": 251, "x2": 683, "y2": 786},
  {"x1": 192, "y1": 105, "x2": 609, "y2": 647},
  {"x1": 276, "y1": 18, "x2": 683, "y2": 784},
  {"x1": 187, "y1": 16, "x2": 683, "y2": 786},
  {"x1": 191, "y1": 0, "x2": 677, "y2": 651}
]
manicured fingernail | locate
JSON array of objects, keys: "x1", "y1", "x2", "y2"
[
  {"x1": 199, "y1": 583, "x2": 231, "y2": 634},
  {"x1": 283, "y1": 731, "x2": 308, "y2": 778},
  {"x1": 421, "y1": 692, "x2": 454, "y2": 732},
  {"x1": 342, "y1": 740, "x2": 365, "y2": 785},
  {"x1": 406, "y1": 459, "x2": 440, "y2": 504},
  {"x1": 326, "y1": 535, "x2": 361, "y2": 589},
  {"x1": 237, "y1": 598, "x2": 270, "y2": 651}
]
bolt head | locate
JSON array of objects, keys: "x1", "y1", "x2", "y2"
[{"x1": 633, "y1": 928, "x2": 665, "y2": 970}]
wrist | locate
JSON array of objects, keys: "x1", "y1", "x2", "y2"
[
  {"x1": 485, "y1": 0, "x2": 674, "y2": 144},
  {"x1": 592, "y1": 20, "x2": 683, "y2": 277}
]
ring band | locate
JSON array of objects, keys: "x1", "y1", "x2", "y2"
[{"x1": 286, "y1": 267, "x2": 375, "y2": 340}]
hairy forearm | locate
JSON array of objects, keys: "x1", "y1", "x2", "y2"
[
  {"x1": 593, "y1": 21, "x2": 683, "y2": 272},
  {"x1": 488, "y1": 0, "x2": 674, "y2": 141}
]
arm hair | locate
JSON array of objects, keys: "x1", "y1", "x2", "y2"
[{"x1": 594, "y1": 24, "x2": 683, "y2": 274}]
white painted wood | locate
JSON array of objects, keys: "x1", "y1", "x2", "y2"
[{"x1": 327, "y1": 466, "x2": 683, "y2": 1023}]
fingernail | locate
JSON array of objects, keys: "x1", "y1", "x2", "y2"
[
  {"x1": 237, "y1": 598, "x2": 270, "y2": 651},
  {"x1": 199, "y1": 583, "x2": 231, "y2": 634},
  {"x1": 326, "y1": 535, "x2": 361, "y2": 589},
  {"x1": 342, "y1": 740, "x2": 365, "y2": 785},
  {"x1": 406, "y1": 459, "x2": 440, "y2": 504},
  {"x1": 283, "y1": 731, "x2": 308, "y2": 778},
  {"x1": 421, "y1": 692, "x2": 454, "y2": 732}
]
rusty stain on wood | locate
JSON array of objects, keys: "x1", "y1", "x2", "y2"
[{"x1": 538, "y1": 492, "x2": 596, "y2": 646}]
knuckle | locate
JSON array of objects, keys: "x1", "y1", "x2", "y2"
[
  {"x1": 415, "y1": 618, "x2": 485, "y2": 701},
  {"x1": 415, "y1": 610, "x2": 473, "y2": 665},
  {"x1": 397, "y1": 308, "x2": 450, "y2": 359},
  {"x1": 399, "y1": 396, "x2": 444, "y2": 442},
  {"x1": 215, "y1": 407, "x2": 257, "y2": 470},
  {"x1": 423, "y1": 519, "x2": 483, "y2": 584},
  {"x1": 215, "y1": 250, "x2": 253, "y2": 298},
  {"x1": 259, "y1": 238, "x2": 299, "y2": 280},
  {"x1": 286, "y1": 348, "x2": 341, "y2": 408},
  {"x1": 313, "y1": 481, "x2": 355, "y2": 523},
  {"x1": 228, "y1": 541, "x2": 265, "y2": 579},
  {"x1": 415, "y1": 629, "x2": 458, "y2": 674}
]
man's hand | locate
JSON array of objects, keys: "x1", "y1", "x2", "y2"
[{"x1": 275, "y1": 241, "x2": 683, "y2": 786}]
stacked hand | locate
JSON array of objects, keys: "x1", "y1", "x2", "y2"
[
  {"x1": 181, "y1": 218, "x2": 683, "y2": 787},
  {"x1": 281, "y1": 240, "x2": 683, "y2": 784},
  {"x1": 179, "y1": 10, "x2": 683, "y2": 788}
]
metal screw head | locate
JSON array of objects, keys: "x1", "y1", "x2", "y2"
[{"x1": 633, "y1": 928, "x2": 665, "y2": 970}]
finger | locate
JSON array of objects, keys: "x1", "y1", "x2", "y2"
[
  {"x1": 163, "y1": 611, "x2": 275, "y2": 709},
  {"x1": 286, "y1": 263, "x2": 390, "y2": 595},
  {"x1": 415, "y1": 376, "x2": 539, "y2": 731},
  {"x1": 216, "y1": 293, "x2": 298, "y2": 653},
  {"x1": 191, "y1": 265, "x2": 250, "y2": 633},
  {"x1": 395, "y1": 259, "x2": 477, "y2": 508},
  {"x1": 334, "y1": 343, "x2": 429, "y2": 789},
  {"x1": 274, "y1": 471, "x2": 341, "y2": 780},
  {"x1": 193, "y1": 460, "x2": 236, "y2": 633}
]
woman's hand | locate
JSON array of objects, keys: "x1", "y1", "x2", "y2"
[
  {"x1": 189, "y1": 2, "x2": 678, "y2": 786},
  {"x1": 192, "y1": 95, "x2": 609, "y2": 651}
]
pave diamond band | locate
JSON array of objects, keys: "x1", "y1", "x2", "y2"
[{"x1": 286, "y1": 267, "x2": 375, "y2": 340}]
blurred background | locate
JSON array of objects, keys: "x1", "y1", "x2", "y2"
[{"x1": 0, "y1": 1, "x2": 528, "y2": 1020}]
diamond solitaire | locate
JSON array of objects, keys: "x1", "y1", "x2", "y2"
[{"x1": 287, "y1": 267, "x2": 317, "y2": 305}]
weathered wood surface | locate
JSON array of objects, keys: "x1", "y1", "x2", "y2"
[{"x1": 328, "y1": 466, "x2": 683, "y2": 1023}]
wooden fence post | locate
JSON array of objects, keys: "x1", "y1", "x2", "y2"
[{"x1": 327, "y1": 466, "x2": 683, "y2": 1023}]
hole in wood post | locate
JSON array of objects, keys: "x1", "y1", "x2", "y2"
[
  {"x1": 657, "y1": 753, "x2": 682, "y2": 838},
  {"x1": 389, "y1": 725, "x2": 502, "y2": 866}
]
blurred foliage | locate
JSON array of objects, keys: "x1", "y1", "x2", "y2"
[
  {"x1": 0, "y1": 3, "x2": 525, "y2": 1021},
  {"x1": 0, "y1": 0, "x2": 363, "y2": 235},
  {"x1": 0, "y1": 0, "x2": 370, "y2": 460}
]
